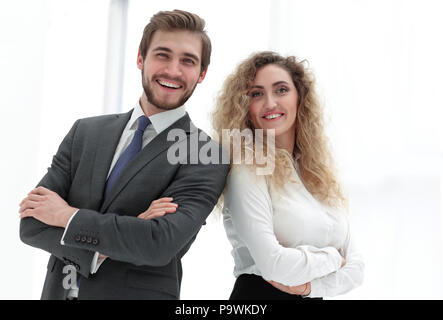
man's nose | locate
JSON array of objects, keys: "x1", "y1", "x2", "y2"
[{"x1": 164, "y1": 59, "x2": 183, "y2": 78}]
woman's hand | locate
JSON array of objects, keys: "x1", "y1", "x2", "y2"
[
  {"x1": 266, "y1": 255, "x2": 345, "y2": 296},
  {"x1": 137, "y1": 197, "x2": 178, "y2": 221},
  {"x1": 267, "y1": 280, "x2": 311, "y2": 296}
]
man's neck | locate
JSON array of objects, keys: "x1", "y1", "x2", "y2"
[
  {"x1": 139, "y1": 95, "x2": 160, "y2": 117},
  {"x1": 139, "y1": 94, "x2": 184, "y2": 117}
]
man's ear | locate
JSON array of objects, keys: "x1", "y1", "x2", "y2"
[
  {"x1": 137, "y1": 50, "x2": 144, "y2": 70},
  {"x1": 197, "y1": 67, "x2": 208, "y2": 84}
]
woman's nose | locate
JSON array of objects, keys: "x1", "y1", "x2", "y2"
[{"x1": 264, "y1": 94, "x2": 277, "y2": 110}]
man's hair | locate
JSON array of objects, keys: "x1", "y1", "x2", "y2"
[{"x1": 139, "y1": 9, "x2": 211, "y2": 73}]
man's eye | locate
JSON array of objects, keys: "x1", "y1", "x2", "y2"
[
  {"x1": 183, "y1": 58, "x2": 195, "y2": 65},
  {"x1": 157, "y1": 53, "x2": 168, "y2": 58}
]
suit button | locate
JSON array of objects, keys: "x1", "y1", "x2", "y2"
[
  {"x1": 87, "y1": 237, "x2": 92, "y2": 244},
  {"x1": 81, "y1": 236, "x2": 87, "y2": 242},
  {"x1": 92, "y1": 238, "x2": 99, "y2": 245},
  {"x1": 75, "y1": 235, "x2": 81, "y2": 242}
]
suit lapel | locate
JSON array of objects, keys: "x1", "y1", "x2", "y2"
[
  {"x1": 90, "y1": 110, "x2": 133, "y2": 209},
  {"x1": 100, "y1": 112, "x2": 195, "y2": 213}
]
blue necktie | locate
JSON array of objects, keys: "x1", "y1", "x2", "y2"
[
  {"x1": 105, "y1": 115, "x2": 151, "y2": 197},
  {"x1": 73, "y1": 116, "x2": 150, "y2": 296}
]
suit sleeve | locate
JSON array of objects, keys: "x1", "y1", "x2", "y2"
[
  {"x1": 19, "y1": 120, "x2": 95, "y2": 278},
  {"x1": 61, "y1": 143, "x2": 230, "y2": 267}
]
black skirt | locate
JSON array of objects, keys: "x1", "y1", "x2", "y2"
[{"x1": 229, "y1": 273, "x2": 322, "y2": 300}]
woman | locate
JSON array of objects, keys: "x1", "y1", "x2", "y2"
[{"x1": 211, "y1": 51, "x2": 364, "y2": 299}]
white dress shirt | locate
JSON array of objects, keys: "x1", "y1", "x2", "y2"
[
  {"x1": 60, "y1": 101, "x2": 186, "y2": 297},
  {"x1": 223, "y1": 163, "x2": 364, "y2": 298}
]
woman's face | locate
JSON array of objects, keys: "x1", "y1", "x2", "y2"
[{"x1": 248, "y1": 64, "x2": 298, "y2": 147}]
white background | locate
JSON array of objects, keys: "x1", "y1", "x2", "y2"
[{"x1": 1, "y1": 0, "x2": 442, "y2": 299}]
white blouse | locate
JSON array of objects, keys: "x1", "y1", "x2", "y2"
[{"x1": 222, "y1": 164, "x2": 364, "y2": 298}]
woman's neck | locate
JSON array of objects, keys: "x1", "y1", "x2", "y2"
[{"x1": 275, "y1": 131, "x2": 296, "y2": 155}]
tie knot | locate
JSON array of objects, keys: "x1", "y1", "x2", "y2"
[{"x1": 137, "y1": 116, "x2": 151, "y2": 132}]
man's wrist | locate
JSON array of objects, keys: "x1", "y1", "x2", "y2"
[{"x1": 60, "y1": 207, "x2": 79, "y2": 228}]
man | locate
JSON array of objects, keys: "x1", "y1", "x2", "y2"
[{"x1": 19, "y1": 9, "x2": 229, "y2": 300}]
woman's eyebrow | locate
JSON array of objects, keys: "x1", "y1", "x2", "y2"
[{"x1": 251, "y1": 81, "x2": 289, "y2": 89}]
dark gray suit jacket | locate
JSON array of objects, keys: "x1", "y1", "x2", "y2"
[{"x1": 19, "y1": 109, "x2": 230, "y2": 300}]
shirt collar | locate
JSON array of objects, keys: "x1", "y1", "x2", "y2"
[{"x1": 129, "y1": 100, "x2": 186, "y2": 134}]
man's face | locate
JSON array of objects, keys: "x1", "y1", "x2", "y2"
[{"x1": 137, "y1": 30, "x2": 207, "y2": 112}]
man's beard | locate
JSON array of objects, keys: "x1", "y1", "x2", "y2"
[{"x1": 142, "y1": 71, "x2": 198, "y2": 111}]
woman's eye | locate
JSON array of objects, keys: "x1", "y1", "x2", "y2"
[
  {"x1": 250, "y1": 91, "x2": 263, "y2": 98},
  {"x1": 276, "y1": 87, "x2": 289, "y2": 94}
]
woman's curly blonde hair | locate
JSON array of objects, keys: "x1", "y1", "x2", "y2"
[{"x1": 211, "y1": 51, "x2": 346, "y2": 208}]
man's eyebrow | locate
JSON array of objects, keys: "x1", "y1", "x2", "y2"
[
  {"x1": 183, "y1": 52, "x2": 200, "y2": 63},
  {"x1": 152, "y1": 47, "x2": 200, "y2": 62},
  {"x1": 251, "y1": 81, "x2": 289, "y2": 89},
  {"x1": 152, "y1": 46, "x2": 172, "y2": 53}
]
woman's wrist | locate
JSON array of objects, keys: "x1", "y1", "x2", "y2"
[{"x1": 300, "y1": 282, "x2": 311, "y2": 296}]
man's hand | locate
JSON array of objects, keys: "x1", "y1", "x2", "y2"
[
  {"x1": 137, "y1": 197, "x2": 178, "y2": 221},
  {"x1": 267, "y1": 280, "x2": 311, "y2": 296},
  {"x1": 19, "y1": 186, "x2": 78, "y2": 228}
]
